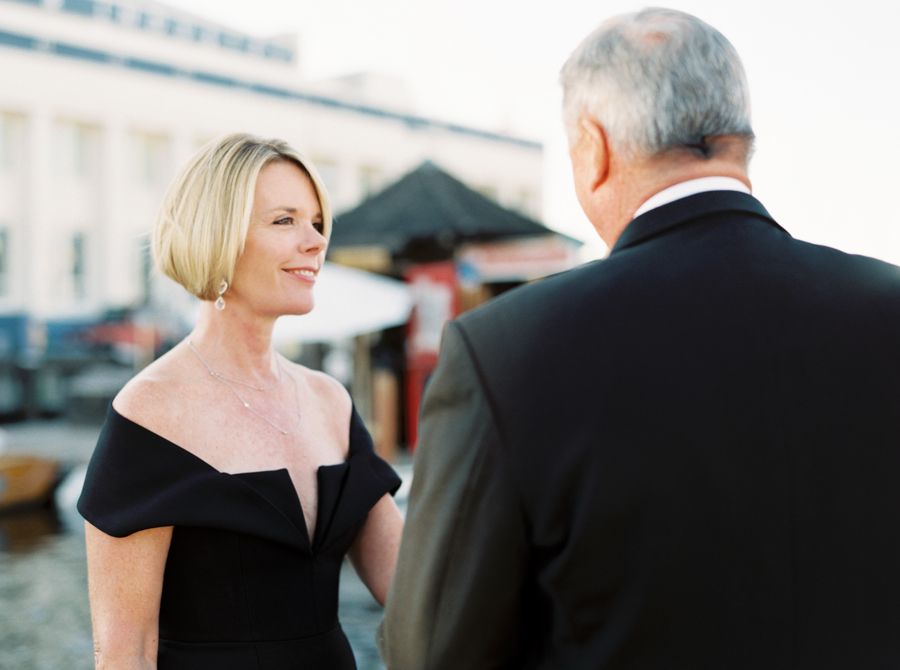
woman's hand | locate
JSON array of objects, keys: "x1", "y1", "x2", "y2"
[
  {"x1": 347, "y1": 494, "x2": 404, "y2": 606},
  {"x1": 86, "y1": 522, "x2": 173, "y2": 669}
]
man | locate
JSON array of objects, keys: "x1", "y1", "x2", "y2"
[{"x1": 379, "y1": 8, "x2": 900, "y2": 669}]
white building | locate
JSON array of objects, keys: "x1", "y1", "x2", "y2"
[{"x1": 0, "y1": 0, "x2": 543, "y2": 322}]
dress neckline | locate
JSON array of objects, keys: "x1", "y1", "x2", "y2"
[
  {"x1": 107, "y1": 403, "x2": 352, "y2": 549},
  {"x1": 108, "y1": 403, "x2": 350, "y2": 477},
  {"x1": 79, "y1": 402, "x2": 399, "y2": 554}
]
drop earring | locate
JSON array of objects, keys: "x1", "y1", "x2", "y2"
[{"x1": 215, "y1": 279, "x2": 227, "y2": 311}]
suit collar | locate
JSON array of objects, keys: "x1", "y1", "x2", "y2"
[{"x1": 611, "y1": 190, "x2": 786, "y2": 254}]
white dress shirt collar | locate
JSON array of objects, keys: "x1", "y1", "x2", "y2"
[{"x1": 632, "y1": 177, "x2": 751, "y2": 220}]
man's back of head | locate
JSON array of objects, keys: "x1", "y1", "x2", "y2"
[
  {"x1": 561, "y1": 9, "x2": 757, "y2": 246},
  {"x1": 560, "y1": 8, "x2": 754, "y2": 162}
]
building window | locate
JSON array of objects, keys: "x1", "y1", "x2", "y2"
[
  {"x1": 193, "y1": 25, "x2": 215, "y2": 42},
  {"x1": 0, "y1": 228, "x2": 8, "y2": 297},
  {"x1": 137, "y1": 12, "x2": 165, "y2": 31},
  {"x1": 139, "y1": 235, "x2": 152, "y2": 304},
  {"x1": 57, "y1": 232, "x2": 87, "y2": 302},
  {"x1": 57, "y1": 122, "x2": 99, "y2": 179},
  {"x1": 91, "y1": 1, "x2": 116, "y2": 21},
  {"x1": 132, "y1": 132, "x2": 170, "y2": 186},
  {"x1": 72, "y1": 232, "x2": 87, "y2": 300}
]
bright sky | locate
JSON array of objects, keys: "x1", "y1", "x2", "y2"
[{"x1": 168, "y1": 0, "x2": 900, "y2": 263}]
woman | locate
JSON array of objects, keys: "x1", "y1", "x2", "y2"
[{"x1": 78, "y1": 134, "x2": 404, "y2": 669}]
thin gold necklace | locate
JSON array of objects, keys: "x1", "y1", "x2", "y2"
[
  {"x1": 188, "y1": 339, "x2": 302, "y2": 435},
  {"x1": 188, "y1": 338, "x2": 283, "y2": 390}
]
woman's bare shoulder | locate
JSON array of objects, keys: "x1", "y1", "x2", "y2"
[
  {"x1": 113, "y1": 342, "x2": 206, "y2": 437},
  {"x1": 284, "y1": 361, "x2": 352, "y2": 432},
  {"x1": 293, "y1": 363, "x2": 350, "y2": 402}
]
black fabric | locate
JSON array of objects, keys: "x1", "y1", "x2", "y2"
[
  {"x1": 78, "y1": 404, "x2": 401, "y2": 669},
  {"x1": 447, "y1": 191, "x2": 900, "y2": 668}
]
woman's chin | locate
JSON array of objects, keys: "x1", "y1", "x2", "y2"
[{"x1": 279, "y1": 300, "x2": 315, "y2": 317}]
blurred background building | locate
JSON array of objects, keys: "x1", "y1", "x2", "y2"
[{"x1": 0, "y1": 0, "x2": 576, "y2": 455}]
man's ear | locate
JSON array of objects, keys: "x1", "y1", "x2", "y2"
[{"x1": 580, "y1": 117, "x2": 610, "y2": 191}]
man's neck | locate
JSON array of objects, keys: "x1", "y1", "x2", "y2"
[
  {"x1": 599, "y1": 142, "x2": 751, "y2": 248},
  {"x1": 635, "y1": 144, "x2": 751, "y2": 206}
]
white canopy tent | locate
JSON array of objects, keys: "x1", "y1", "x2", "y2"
[{"x1": 272, "y1": 262, "x2": 412, "y2": 345}]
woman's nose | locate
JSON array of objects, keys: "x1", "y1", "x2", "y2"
[{"x1": 299, "y1": 226, "x2": 327, "y2": 254}]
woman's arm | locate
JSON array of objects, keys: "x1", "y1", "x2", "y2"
[
  {"x1": 347, "y1": 494, "x2": 404, "y2": 606},
  {"x1": 85, "y1": 522, "x2": 173, "y2": 669}
]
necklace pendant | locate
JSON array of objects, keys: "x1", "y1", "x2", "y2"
[{"x1": 187, "y1": 338, "x2": 301, "y2": 435}]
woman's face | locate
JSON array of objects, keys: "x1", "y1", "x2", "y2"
[{"x1": 230, "y1": 160, "x2": 327, "y2": 318}]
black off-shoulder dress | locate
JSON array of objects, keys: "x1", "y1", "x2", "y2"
[{"x1": 77, "y1": 405, "x2": 401, "y2": 670}]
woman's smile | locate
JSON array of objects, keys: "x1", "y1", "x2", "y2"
[
  {"x1": 283, "y1": 267, "x2": 319, "y2": 282},
  {"x1": 230, "y1": 159, "x2": 327, "y2": 316}
]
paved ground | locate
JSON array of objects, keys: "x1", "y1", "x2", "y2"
[
  {"x1": 0, "y1": 517, "x2": 97, "y2": 670},
  {"x1": 0, "y1": 418, "x2": 409, "y2": 670}
]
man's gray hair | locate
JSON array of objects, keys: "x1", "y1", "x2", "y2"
[{"x1": 560, "y1": 8, "x2": 754, "y2": 160}]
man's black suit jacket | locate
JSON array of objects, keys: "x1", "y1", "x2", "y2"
[{"x1": 379, "y1": 191, "x2": 900, "y2": 669}]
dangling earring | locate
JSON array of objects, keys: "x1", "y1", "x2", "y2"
[{"x1": 215, "y1": 279, "x2": 227, "y2": 311}]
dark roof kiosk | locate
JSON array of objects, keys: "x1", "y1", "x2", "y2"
[{"x1": 328, "y1": 162, "x2": 581, "y2": 451}]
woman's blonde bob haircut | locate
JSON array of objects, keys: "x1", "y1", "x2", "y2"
[{"x1": 152, "y1": 133, "x2": 332, "y2": 301}]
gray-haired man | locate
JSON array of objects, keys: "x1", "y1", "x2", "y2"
[{"x1": 379, "y1": 8, "x2": 900, "y2": 668}]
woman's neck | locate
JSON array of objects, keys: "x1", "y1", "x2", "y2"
[{"x1": 189, "y1": 301, "x2": 281, "y2": 386}]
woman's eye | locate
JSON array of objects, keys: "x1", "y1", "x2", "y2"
[
  {"x1": 313, "y1": 221, "x2": 325, "y2": 234},
  {"x1": 274, "y1": 217, "x2": 293, "y2": 225}
]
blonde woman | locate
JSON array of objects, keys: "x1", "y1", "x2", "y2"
[{"x1": 78, "y1": 134, "x2": 403, "y2": 669}]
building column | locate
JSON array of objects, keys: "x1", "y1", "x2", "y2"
[
  {"x1": 24, "y1": 104, "x2": 52, "y2": 314},
  {"x1": 99, "y1": 116, "x2": 130, "y2": 307}
]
